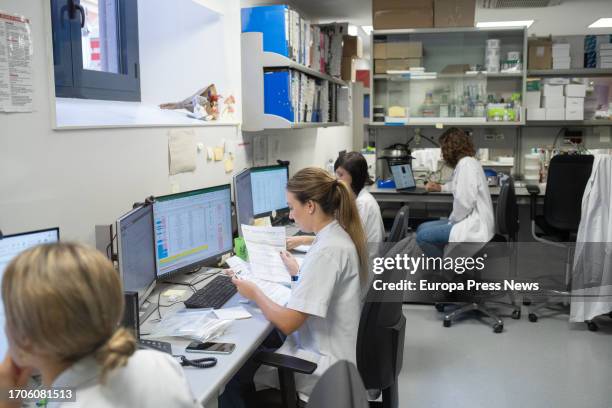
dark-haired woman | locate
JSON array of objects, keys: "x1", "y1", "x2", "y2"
[{"x1": 417, "y1": 128, "x2": 494, "y2": 257}]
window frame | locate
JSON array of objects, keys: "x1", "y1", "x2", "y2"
[{"x1": 51, "y1": 0, "x2": 141, "y2": 102}]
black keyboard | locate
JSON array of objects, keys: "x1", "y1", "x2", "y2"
[
  {"x1": 184, "y1": 275, "x2": 237, "y2": 309},
  {"x1": 139, "y1": 339, "x2": 172, "y2": 354}
]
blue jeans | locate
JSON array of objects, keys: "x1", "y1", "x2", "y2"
[{"x1": 416, "y1": 219, "x2": 452, "y2": 258}]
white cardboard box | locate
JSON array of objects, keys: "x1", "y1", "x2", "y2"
[
  {"x1": 543, "y1": 84, "x2": 564, "y2": 97},
  {"x1": 566, "y1": 97, "x2": 584, "y2": 110},
  {"x1": 566, "y1": 108, "x2": 584, "y2": 120},
  {"x1": 542, "y1": 95, "x2": 565, "y2": 108},
  {"x1": 526, "y1": 91, "x2": 541, "y2": 108},
  {"x1": 546, "y1": 108, "x2": 565, "y2": 121},
  {"x1": 565, "y1": 84, "x2": 587, "y2": 97},
  {"x1": 527, "y1": 108, "x2": 546, "y2": 121}
]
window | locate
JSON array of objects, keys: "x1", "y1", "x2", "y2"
[{"x1": 51, "y1": 0, "x2": 140, "y2": 101}]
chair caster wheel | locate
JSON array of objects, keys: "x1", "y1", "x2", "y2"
[
  {"x1": 528, "y1": 313, "x2": 538, "y2": 322},
  {"x1": 587, "y1": 321, "x2": 598, "y2": 332},
  {"x1": 443, "y1": 319, "x2": 451, "y2": 328},
  {"x1": 511, "y1": 310, "x2": 521, "y2": 320},
  {"x1": 435, "y1": 303, "x2": 445, "y2": 312},
  {"x1": 493, "y1": 323, "x2": 503, "y2": 333},
  {"x1": 523, "y1": 299, "x2": 531, "y2": 306}
]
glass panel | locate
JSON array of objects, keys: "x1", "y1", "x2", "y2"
[{"x1": 81, "y1": 0, "x2": 119, "y2": 73}]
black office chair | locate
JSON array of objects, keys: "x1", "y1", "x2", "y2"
[
  {"x1": 253, "y1": 238, "x2": 408, "y2": 408},
  {"x1": 435, "y1": 177, "x2": 521, "y2": 333},
  {"x1": 526, "y1": 154, "x2": 594, "y2": 323},
  {"x1": 386, "y1": 205, "x2": 410, "y2": 243},
  {"x1": 307, "y1": 361, "x2": 369, "y2": 408}
]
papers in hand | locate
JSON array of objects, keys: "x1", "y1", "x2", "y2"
[
  {"x1": 241, "y1": 225, "x2": 290, "y2": 284},
  {"x1": 226, "y1": 256, "x2": 291, "y2": 306},
  {"x1": 293, "y1": 245, "x2": 311, "y2": 253}
]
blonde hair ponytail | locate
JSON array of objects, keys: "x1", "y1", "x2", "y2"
[
  {"x1": 95, "y1": 328, "x2": 137, "y2": 383},
  {"x1": 287, "y1": 167, "x2": 369, "y2": 284}
]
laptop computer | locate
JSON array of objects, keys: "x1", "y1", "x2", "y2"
[{"x1": 391, "y1": 164, "x2": 428, "y2": 194}]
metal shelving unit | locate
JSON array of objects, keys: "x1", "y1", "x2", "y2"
[{"x1": 527, "y1": 68, "x2": 612, "y2": 77}]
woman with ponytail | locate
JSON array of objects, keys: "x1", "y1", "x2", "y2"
[
  {"x1": 223, "y1": 167, "x2": 367, "y2": 404},
  {"x1": 0, "y1": 243, "x2": 198, "y2": 408}
]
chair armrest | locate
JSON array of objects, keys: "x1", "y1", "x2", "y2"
[
  {"x1": 255, "y1": 351, "x2": 317, "y2": 375},
  {"x1": 526, "y1": 185, "x2": 540, "y2": 221}
]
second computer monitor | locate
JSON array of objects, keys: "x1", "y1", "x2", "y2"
[
  {"x1": 153, "y1": 185, "x2": 233, "y2": 279},
  {"x1": 250, "y1": 165, "x2": 289, "y2": 218}
]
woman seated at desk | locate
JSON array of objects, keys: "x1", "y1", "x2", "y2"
[
  {"x1": 224, "y1": 167, "x2": 367, "y2": 405},
  {"x1": 0, "y1": 243, "x2": 199, "y2": 408},
  {"x1": 287, "y1": 151, "x2": 384, "y2": 260},
  {"x1": 418, "y1": 127, "x2": 495, "y2": 257}
]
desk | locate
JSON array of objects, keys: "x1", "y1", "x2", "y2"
[
  {"x1": 140, "y1": 272, "x2": 273, "y2": 408},
  {"x1": 368, "y1": 185, "x2": 544, "y2": 205}
]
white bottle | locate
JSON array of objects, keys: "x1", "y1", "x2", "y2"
[{"x1": 326, "y1": 159, "x2": 335, "y2": 176}]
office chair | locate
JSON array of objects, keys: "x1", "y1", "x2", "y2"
[
  {"x1": 526, "y1": 154, "x2": 594, "y2": 323},
  {"x1": 307, "y1": 361, "x2": 369, "y2": 408},
  {"x1": 253, "y1": 238, "x2": 409, "y2": 408},
  {"x1": 387, "y1": 205, "x2": 410, "y2": 243},
  {"x1": 435, "y1": 177, "x2": 521, "y2": 333}
]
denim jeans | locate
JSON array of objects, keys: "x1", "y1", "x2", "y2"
[{"x1": 416, "y1": 219, "x2": 452, "y2": 258}]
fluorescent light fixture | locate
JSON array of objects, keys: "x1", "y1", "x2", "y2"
[
  {"x1": 361, "y1": 25, "x2": 373, "y2": 35},
  {"x1": 476, "y1": 20, "x2": 534, "y2": 28},
  {"x1": 589, "y1": 18, "x2": 612, "y2": 28},
  {"x1": 348, "y1": 25, "x2": 358, "y2": 36}
]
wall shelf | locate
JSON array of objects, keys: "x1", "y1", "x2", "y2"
[
  {"x1": 527, "y1": 68, "x2": 612, "y2": 77},
  {"x1": 374, "y1": 72, "x2": 523, "y2": 81},
  {"x1": 241, "y1": 32, "x2": 350, "y2": 132},
  {"x1": 368, "y1": 120, "x2": 523, "y2": 127},
  {"x1": 525, "y1": 120, "x2": 612, "y2": 127}
]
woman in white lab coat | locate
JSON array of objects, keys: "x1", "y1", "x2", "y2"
[
  {"x1": 226, "y1": 167, "x2": 368, "y2": 404},
  {"x1": 287, "y1": 152, "x2": 385, "y2": 260},
  {"x1": 0, "y1": 243, "x2": 199, "y2": 408},
  {"x1": 418, "y1": 127, "x2": 495, "y2": 257}
]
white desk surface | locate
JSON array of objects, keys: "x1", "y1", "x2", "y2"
[{"x1": 368, "y1": 185, "x2": 544, "y2": 204}]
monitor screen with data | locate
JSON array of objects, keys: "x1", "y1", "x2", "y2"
[
  {"x1": 0, "y1": 228, "x2": 59, "y2": 360},
  {"x1": 153, "y1": 185, "x2": 233, "y2": 279},
  {"x1": 250, "y1": 165, "x2": 289, "y2": 217},
  {"x1": 117, "y1": 205, "x2": 156, "y2": 306}
]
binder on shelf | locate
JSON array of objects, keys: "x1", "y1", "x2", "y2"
[{"x1": 242, "y1": 5, "x2": 292, "y2": 59}]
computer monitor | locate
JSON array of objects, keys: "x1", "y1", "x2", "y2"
[
  {"x1": 391, "y1": 164, "x2": 417, "y2": 189},
  {"x1": 250, "y1": 165, "x2": 289, "y2": 218},
  {"x1": 153, "y1": 185, "x2": 233, "y2": 279},
  {"x1": 116, "y1": 205, "x2": 156, "y2": 307},
  {"x1": 0, "y1": 228, "x2": 59, "y2": 360},
  {"x1": 234, "y1": 168, "x2": 254, "y2": 236}
]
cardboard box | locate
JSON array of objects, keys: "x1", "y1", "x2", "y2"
[
  {"x1": 373, "y1": 42, "x2": 423, "y2": 59},
  {"x1": 527, "y1": 108, "x2": 546, "y2": 121},
  {"x1": 528, "y1": 37, "x2": 552, "y2": 70},
  {"x1": 543, "y1": 84, "x2": 564, "y2": 97},
  {"x1": 342, "y1": 35, "x2": 363, "y2": 58},
  {"x1": 566, "y1": 108, "x2": 584, "y2": 120},
  {"x1": 373, "y1": 0, "x2": 434, "y2": 29},
  {"x1": 341, "y1": 57, "x2": 356, "y2": 82},
  {"x1": 566, "y1": 97, "x2": 584, "y2": 110},
  {"x1": 434, "y1": 0, "x2": 475, "y2": 28},
  {"x1": 546, "y1": 108, "x2": 565, "y2": 121},
  {"x1": 565, "y1": 84, "x2": 587, "y2": 98},
  {"x1": 375, "y1": 59, "x2": 423, "y2": 73},
  {"x1": 542, "y1": 96, "x2": 565, "y2": 109},
  {"x1": 525, "y1": 91, "x2": 541, "y2": 109}
]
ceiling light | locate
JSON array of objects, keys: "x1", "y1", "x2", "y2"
[
  {"x1": 589, "y1": 18, "x2": 612, "y2": 28},
  {"x1": 361, "y1": 25, "x2": 373, "y2": 35},
  {"x1": 476, "y1": 20, "x2": 534, "y2": 28}
]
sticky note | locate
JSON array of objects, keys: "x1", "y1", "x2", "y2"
[
  {"x1": 224, "y1": 156, "x2": 234, "y2": 173},
  {"x1": 253, "y1": 217, "x2": 272, "y2": 227},
  {"x1": 435, "y1": 123, "x2": 444, "y2": 129},
  {"x1": 206, "y1": 147, "x2": 214, "y2": 160},
  {"x1": 214, "y1": 147, "x2": 224, "y2": 161},
  {"x1": 162, "y1": 289, "x2": 186, "y2": 297}
]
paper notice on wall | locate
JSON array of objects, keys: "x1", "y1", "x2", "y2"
[
  {"x1": 168, "y1": 129, "x2": 197, "y2": 175},
  {"x1": 0, "y1": 12, "x2": 33, "y2": 112}
]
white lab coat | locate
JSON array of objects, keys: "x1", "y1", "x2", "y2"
[
  {"x1": 442, "y1": 157, "x2": 495, "y2": 252},
  {"x1": 570, "y1": 154, "x2": 612, "y2": 323},
  {"x1": 48, "y1": 350, "x2": 199, "y2": 408},
  {"x1": 254, "y1": 220, "x2": 362, "y2": 398},
  {"x1": 356, "y1": 188, "x2": 385, "y2": 259}
]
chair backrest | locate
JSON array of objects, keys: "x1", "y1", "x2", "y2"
[
  {"x1": 307, "y1": 361, "x2": 369, "y2": 408},
  {"x1": 544, "y1": 154, "x2": 594, "y2": 232},
  {"x1": 387, "y1": 205, "x2": 410, "y2": 243},
  {"x1": 496, "y1": 177, "x2": 519, "y2": 241},
  {"x1": 356, "y1": 237, "x2": 408, "y2": 391}
]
